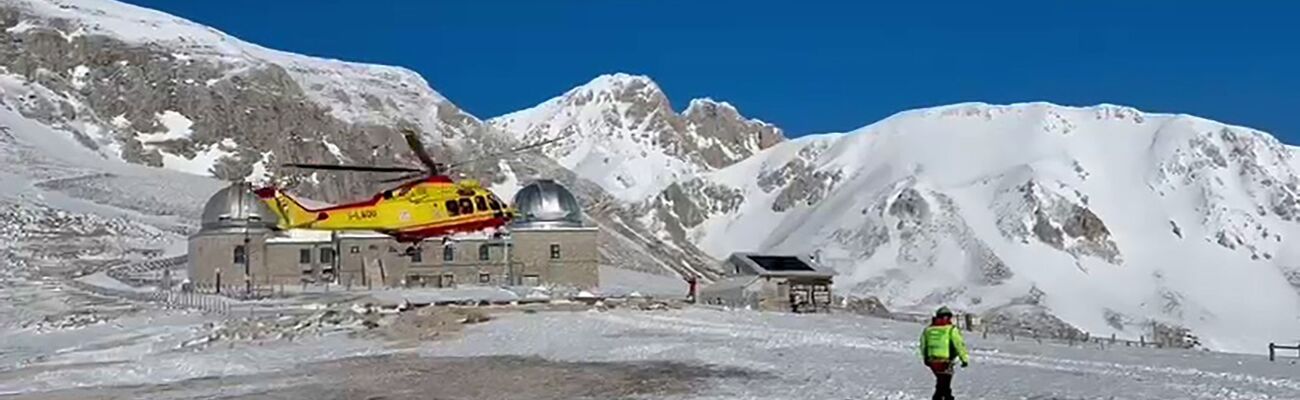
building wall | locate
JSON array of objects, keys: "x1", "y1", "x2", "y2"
[
  {"x1": 512, "y1": 228, "x2": 599, "y2": 289},
  {"x1": 264, "y1": 242, "x2": 339, "y2": 285},
  {"x1": 186, "y1": 232, "x2": 268, "y2": 287},
  {"x1": 404, "y1": 239, "x2": 506, "y2": 288},
  {"x1": 699, "y1": 278, "x2": 761, "y2": 308},
  {"x1": 189, "y1": 227, "x2": 601, "y2": 289},
  {"x1": 336, "y1": 237, "x2": 410, "y2": 287}
]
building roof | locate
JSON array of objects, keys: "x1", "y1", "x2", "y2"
[
  {"x1": 724, "y1": 252, "x2": 836, "y2": 278},
  {"x1": 265, "y1": 229, "x2": 333, "y2": 244},
  {"x1": 198, "y1": 182, "x2": 279, "y2": 234},
  {"x1": 510, "y1": 179, "x2": 584, "y2": 229}
]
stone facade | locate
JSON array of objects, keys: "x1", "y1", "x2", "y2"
[{"x1": 187, "y1": 230, "x2": 601, "y2": 290}]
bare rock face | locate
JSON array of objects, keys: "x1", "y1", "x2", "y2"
[
  {"x1": 683, "y1": 99, "x2": 784, "y2": 169},
  {"x1": 842, "y1": 295, "x2": 891, "y2": 317},
  {"x1": 980, "y1": 304, "x2": 1089, "y2": 341},
  {"x1": 994, "y1": 178, "x2": 1121, "y2": 264},
  {"x1": 835, "y1": 179, "x2": 1013, "y2": 286},
  {"x1": 0, "y1": 5, "x2": 479, "y2": 202}
]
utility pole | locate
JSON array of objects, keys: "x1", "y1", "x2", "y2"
[
  {"x1": 241, "y1": 182, "x2": 253, "y2": 298},
  {"x1": 502, "y1": 231, "x2": 513, "y2": 286}
]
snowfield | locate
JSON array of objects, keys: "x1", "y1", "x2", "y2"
[
  {"x1": 440, "y1": 308, "x2": 1300, "y2": 400},
  {"x1": 5, "y1": 305, "x2": 1300, "y2": 400}
]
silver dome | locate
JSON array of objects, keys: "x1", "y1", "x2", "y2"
[
  {"x1": 511, "y1": 179, "x2": 583, "y2": 228},
  {"x1": 199, "y1": 182, "x2": 279, "y2": 233}
]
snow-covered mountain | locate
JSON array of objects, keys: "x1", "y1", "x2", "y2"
[
  {"x1": 489, "y1": 73, "x2": 783, "y2": 203},
  {"x1": 7, "y1": 0, "x2": 1300, "y2": 354},
  {"x1": 0, "y1": 0, "x2": 723, "y2": 279},
  {"x1": 641, "y1": 102, "x2": 1300, "y2": 352}
]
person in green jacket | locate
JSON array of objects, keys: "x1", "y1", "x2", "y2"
[{"x1": 919, "y1": 306, "x2": 969, "y2": 400}]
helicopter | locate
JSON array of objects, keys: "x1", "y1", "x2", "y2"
[{"x1": 253, "y1": 127, "x2": 558, "y2": 247}]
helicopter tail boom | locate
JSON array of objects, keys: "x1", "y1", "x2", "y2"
[{"x1": 253, "y1": 187, "x2": 327, "y2": 229}]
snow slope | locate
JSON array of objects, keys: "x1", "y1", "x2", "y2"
[{"x1": 654, "y1": 102, "x2": 1300, "y2": 353}]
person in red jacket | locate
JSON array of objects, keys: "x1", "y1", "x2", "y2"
[{"x1": 920, "y1": 306, "x2": 970, "y2": 400}]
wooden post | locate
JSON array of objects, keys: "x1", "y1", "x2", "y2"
[{"x1": 1269, "y1": 343, "x2": 1276, "y2": 362}]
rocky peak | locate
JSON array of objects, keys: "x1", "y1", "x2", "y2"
[
  {"x1": 683, "y1": 98, "x2": 785, "y2": 169},
  {"x1": 489, "y1": 72, "x2": 785, "y2": 203},
  {"x1": 561, "y1": 73, "x2": 668, "y2": 110}
]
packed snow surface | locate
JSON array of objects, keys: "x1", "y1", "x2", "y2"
[{"x1": 421, "y1": 308, "x2": 1300, "y2": 399}]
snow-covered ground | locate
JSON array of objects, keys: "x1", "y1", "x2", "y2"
[
  {"x1": 6, "y1": 304, "x2": 1299, "y2": 399},
  {"x1": 425, "y1": 308, "x2": 1300, "y2": 400}
]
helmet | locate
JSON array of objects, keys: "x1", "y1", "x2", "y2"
[{"x1": 935, "y1": 306, "x2": 953, "y2": 317}]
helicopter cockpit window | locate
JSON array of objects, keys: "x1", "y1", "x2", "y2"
[
  {"x1": 459, "y1": 198, "x2": 474, "y2": 214},
  {"x1": 445, "y1": 200, "x2": 460, "y2": 216},
  {"x1": 382, "y1": 190, "x2": 394, "y2": 200},
  {"x1": 487, "y1": 196, "x2": 502, "y2": 210},
  {"x1": 474, "y1": 196, "x2": 489, "y2": 212}
]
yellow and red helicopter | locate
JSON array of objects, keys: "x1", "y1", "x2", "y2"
[{"x1": 253, "y1": 128, "x2": 557, "y2": 245}]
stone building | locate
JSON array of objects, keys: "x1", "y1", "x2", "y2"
[
  {"x1": 698, "y1": 253, "x2": 835, "y2": 313},
  {"x1": 186, "y1": 179, "x2": 599, "y2": 290}
]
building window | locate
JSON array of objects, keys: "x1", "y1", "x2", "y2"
[
  {"x1": 233, "y1": 245, "x2": 246, "y2": 264},
  {"x1": 441, "y1": 274, "x2": 455, "y2": 287},
  {"x1": 320, "y1": 248, "x2": 336, "y2": 264},
  {"x1": 443, "y1": 245, "x2": 454, "y2": 262},
  {"x1": 478, "y1": 245, "x2": 490, "y2": 261},
  {"x1": 479, "y1": 272, "x2": 491, "y2": 284},
  {"x1": 299, "y1": 248, "x2": 312, "y2": 264},
  {"x1": 550, "y1": 244, "x2": 561, "y2": 259},
  {"x1": 349, "y1": 246, "x2": 360, "y2": 254},
  {"x1": 411, "y1": 249, "x2": 423, "y2": 263}
]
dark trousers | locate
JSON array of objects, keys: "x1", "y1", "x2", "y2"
[{"x1": 927, "y1": 360, "x2": 954, "y2": 400}]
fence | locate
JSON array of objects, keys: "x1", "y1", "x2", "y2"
[
  {"x1": 842, "y1": 307, "x2": 1172, "y2": 350},
  {"x1": 64, "y1": 278, "x2": 232, "y2": 314},
  {"x1": 106, "y1": 254, "x2": 187, "y2": 286},
  {"x1": 1269, "y1": 343, "x2": 1300, "y2": 361}
]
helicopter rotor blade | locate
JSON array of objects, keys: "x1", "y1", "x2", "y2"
[
  {"x1": 373, "y1": 172, "x2": 428, "y2": 184},
  {"x1": 445, "y1": 137, "x2": 563, "y2": 169},
  {"x1": 281, "y1": 163, "x2": 426, "y2": 173},
  {"x1": 400, "y1": 127, "x2": 440, "y2": 172}
]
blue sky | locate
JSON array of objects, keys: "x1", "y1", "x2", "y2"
[{"x1": 125, "y1": 1, "x2": 1299, "y2": 143}]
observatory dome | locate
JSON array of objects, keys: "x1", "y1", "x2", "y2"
[
  {"x1": 199, "y1": 182, "x2": 280, "y2": 233},
  {"x1": 511, "y1": 179, "x2": 583, "y2": 229}
]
